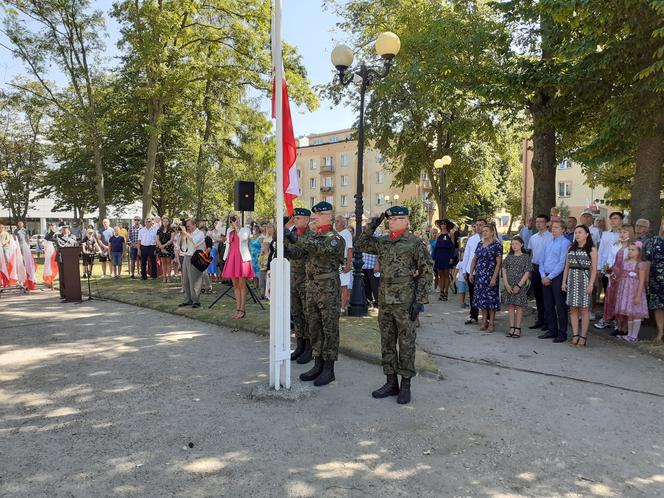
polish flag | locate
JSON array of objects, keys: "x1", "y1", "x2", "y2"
[{"x1": 272, "y1": 77, "x2": 299, "y2": 216}]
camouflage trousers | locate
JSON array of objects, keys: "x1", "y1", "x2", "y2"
[
  {"x1": 291, "y1": 281, "x2": 309, "y2": 340},
  {"x1": 377, "y1": 304, "x2": 417, "y2": 378},
  {"x1": 306, "y1": 278, "x2": 341, "y2": 361}
]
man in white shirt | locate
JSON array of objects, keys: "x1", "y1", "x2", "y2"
[
  {"x1": 97, "y1": 218, "x2": 114, "y2": 278},
  {"x1": 527, "y1": 214, "x2": 554, "y2": 330},
  {"x1": 461, "y1": 218, "x2": 487, "y2": 324},
  {"x1": 580, "y1": 211, "x2": 601, "y2": 246},
  {"x1": 335, "y1": 215, "x2": 354, "y2": 313},
  {"x1": 138, "y1": 217, "x2": 159, "y2": 280},
  {"x1": 594, "y1": 211, "x2": 624, "y2": 329},
  {"x1": 178, "y1": 218, "x2": 206, "y2": 308}
]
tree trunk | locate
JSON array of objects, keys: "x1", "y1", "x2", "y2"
[
  {"x1": 143, "y1": 97, "x2": 163, "y2": 219},
  {"x1": 530, "y1": 116, "x2": 557, "y2": 218},
  {"x1": 195, "y1": 76, "x2": 214, "y2": 220},
  {"x1": 632, "y1": 116, "x2": 664, "y2": 229},
  {"x1": 92, "y1": 136, "x2": 106, "y2": 223}
]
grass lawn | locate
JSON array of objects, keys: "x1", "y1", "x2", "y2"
[{"x1": 89, "y1": 274, "x2": 440, "y2": 377}]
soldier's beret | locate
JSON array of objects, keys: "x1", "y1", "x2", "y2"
[
  {"x1": 312, "y1": 201, "x2": 333, "y2": 213},
  {"x1": 58, "y1": 222, "x2": 70, "y2": 229},
  {"x1": 293, "y1": 207, "x2": 311, "y2": 217},
  {"x1": 385, "y1": 205, "x2": 409, "y2": 217}
]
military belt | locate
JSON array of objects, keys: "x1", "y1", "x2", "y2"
[
  {"x1": 382, "y1": 275, "x2": 414, "y2": 284},
  {"x1": 311, "y1": 271, "x2": 338, "y2": 281}
]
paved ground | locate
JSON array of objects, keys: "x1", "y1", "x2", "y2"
[{"x1": 1, "y1": 290, "x2": 663, "y2": 497}]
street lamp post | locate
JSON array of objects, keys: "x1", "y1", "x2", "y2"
[
  {"x1": 331, "y1": 32, "x2": 401, "y2": 317},
  {"x1": 385, "y1": 193, "x2": 399, "y2": 207},
  {"x1": 433, "y1": 155, "x2": 452, "y2": 218}
]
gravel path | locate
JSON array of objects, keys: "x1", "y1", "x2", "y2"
[{"x1": 1, "y1": 291, "x2": 663, "y2": 497}]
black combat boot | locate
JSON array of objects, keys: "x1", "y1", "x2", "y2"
[
  {"x1": 371, "y1": 374, "x2": 399, "y2": 398},
  {"x1": 313, "y1": 360, "x2": 335, "y2": 386},
  {"x1": 299, "y1": 357, "x2": 324, "y2": 381},
  {"x1": 397, "y1": 377, "x2": 411, "y2": 404},
  {"x1": 296, "y1": 339, "x2": 313, "y2": 364},
  {"x1": 290, "y1": 338, "x2": 304, "y2": 361}
]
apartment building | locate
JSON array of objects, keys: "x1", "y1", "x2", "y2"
[
  {"x1": 295, "y1": 129, "x2": 431, "y2": 220},
  {"x1": 521, "y1": 140, "x2": 619, "y2": 221}
]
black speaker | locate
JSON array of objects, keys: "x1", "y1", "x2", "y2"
[{"x1": 234, "y1": 180, "x2": 255, "y2": 212}]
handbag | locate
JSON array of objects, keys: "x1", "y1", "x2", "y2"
[{"x1": 191, "y1": 249, "x2": 212, "y2": 272}]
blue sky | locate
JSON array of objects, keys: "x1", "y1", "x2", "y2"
[{"x1": 0, "y1": 0, "x2": 354, "y2": 137}]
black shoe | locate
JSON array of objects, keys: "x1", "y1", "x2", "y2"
[
  {"x1": 191, "y1": 303, "x2": 200, "y2": 309},
  {"x1": 529, "y1": 322, "x2": 544, "y2": 329},
  {"x1": 178, "y1": 302, "x2": 193, "y2": 307},
  {"x1": 130, "y1": 275, "x2": 136, "y2": 279},
  {"x1": 300, "y1": 357, "x2": 324, "y2": 381},
  {"x1": 296, "y1": 340, "x2": 313, "y2": 364},
  {"x1": 313, "y1": 360, "x2": 335, "y2": 386},
  {"x1": 290, "y1": 338, "x2": 305, "y2": 361},
  {"x1": 141, "y1": 277, "x2": 148, "y2": 281},
  {"x1": 397, "y1": 377, "x2": 411, "y2": 404},
  {"x1": 465, "y1": 318, "x2": 478, "y2": 325},
  {"x1": 552, "y1": 336, "x2": 567, "y2": 343},
  {"x1": 538, "y1": 332, "x2": 556, "y2": 339},
  {"x1": 372, "y1": 374, "x2": 399, "y2": 398}
]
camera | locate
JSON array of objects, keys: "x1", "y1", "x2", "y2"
[{"x1": 229, "y1": 215, "x2": 237, "y2": 223}]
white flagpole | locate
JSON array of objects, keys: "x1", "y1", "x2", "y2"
[{"x1": 270, "y1": 0, "x2": 290, "y2": 390}]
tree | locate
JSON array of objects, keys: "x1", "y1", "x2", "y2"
[
  {"x1": 0, "y1": 84, "x2": 48, "y2": 224},
  {"x1": 2, "y1": 0, "x2": 109, "y2": 221}
]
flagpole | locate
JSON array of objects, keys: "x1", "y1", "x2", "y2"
[{"x1": 270, "y1": 0, "x2": 290, "y2": 390}]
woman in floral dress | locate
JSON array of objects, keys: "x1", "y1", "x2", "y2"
[
  {"x1": 645, "y1": 219, "x2": 664, "y2": 343},
  {"x1": 469, "y1": 223, "x2": 503, "y2": 332}
]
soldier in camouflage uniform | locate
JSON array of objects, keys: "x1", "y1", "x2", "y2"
[
  {"x1": 285, "y1": 201, "x2": 345, "y2": 386},
  {"x1": 355, "y1": 205, "x2": 433, "y2": 404},
  {"x1": 287, "y1": 207, "x2": 314, "y2": 364}
]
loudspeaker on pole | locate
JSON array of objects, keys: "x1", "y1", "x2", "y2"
[{"x1": 234, "y1": 181, "x2": 255, "y2": 212}]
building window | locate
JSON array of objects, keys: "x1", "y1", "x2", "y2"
[
  {"x1": 297, "y1": 169, "x2": 302, "y2": 179},
  {"x1": 323, "y1": 176, "x2": 333, "y2": 187},
  {"x1": 376, "y1": 171, "x2": 384, "y2": 184},
  {"x1": 558, "y1": 181, "x2": 572, "y2": 197},
  {"x1": 421, "y1": 171, "x2": 429, "y2": 181},
  {"x1": 341, "y1": 195, "x2": 348, "y2": 207},
  {"x1": 310, "y1": 197, "x2": 316, "y2": 207},
  {"x1": 309, "y1": 158, "x2": 317, "y2": 169},
  {"x1": 559, "y1": 159, "x2": 572, "y2": 169},
  {"x1": 340, "y1": 153, "x2": 349, "y2": 167},
  {"x1": 376, "y1": 193, "x2": 384, "y2": 206},
  {"x1": 309, "y1": 178, "x2": 317, "y2": 189},
  {"x1": 376, "y1": 152, "x2": 384, "y2": 163},
  {"x1": 341, "y1": 175, "x2": 349, "y2": 186},
  {"x1": 325, "y1": 195, "x2": 333, "y2": 204},
  {"x1": 324, "y1": 156, "x2": 333, "y2": 167}
]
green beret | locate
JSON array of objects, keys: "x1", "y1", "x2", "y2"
[
  {"x1": 385, "y1": 205, "x2": 409, "y2": 217},
  {"x1": 293, "y1": 207, "x2": 311, "y2": 217},
  {"x1": 312, "y1": 201, "x2": 333, "y2": 213}
]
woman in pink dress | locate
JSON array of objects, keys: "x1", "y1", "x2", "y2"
[{"x1": 222, "y1": 215, "x2": 255, "y2": 319}]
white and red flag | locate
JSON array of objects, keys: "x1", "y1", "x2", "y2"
[{"x1": 271, "y1": 76, "x2": 299, "y2": 215}]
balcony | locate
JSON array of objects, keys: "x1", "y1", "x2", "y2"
[
  {"x1": 321, "y1": 164, "x2": 335, "y2": 174},
  {"x1": 320, "y1": 186, "x2": 335, "y2": 193}
]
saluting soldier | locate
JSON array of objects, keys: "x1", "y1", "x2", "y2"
[
  {"x1": 355, "y1": 205, "x2": 433, "y2": 404},
  {"x1": 287, "y1": 207, "x2": 314, "y2": 364},
  {"x1": 285, "y1": 201, "x2": 345, "y2": 386}
]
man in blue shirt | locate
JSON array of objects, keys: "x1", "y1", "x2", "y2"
[
  {"x1": 519, "y1": 216, "x2": 535, "y2": 248},
  {"x1": 527, "y1": 214, "x2": 553, "y2": 330},
  {"x1": 539, "y1": 220, "x2": 572, "y2": 343}
]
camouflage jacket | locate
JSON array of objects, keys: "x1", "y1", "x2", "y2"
[
  {"x1": 286, "y1": 226, "x2": 345, "y2": 281},
  {"x1": 355, "y1": 229, "x2": 433, "y2": 305},
  {"x1": 288, "y1": 227, "x2": 313, "y2": 284}
]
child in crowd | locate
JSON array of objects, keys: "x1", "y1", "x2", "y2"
[
  {"x1": 615, "y1": 241, "x2": 649, "y2": 342},
  {"x1": 550, "y1": 206, "x2": 561, "y2": 222},
  {"x1": 455, "y1": 260, "x2": 467, "y2": 308},
  {"x1": 258, "y1": 241, "x2": 270, "y2": 300},
  {"x1": 501, "y1": 236, "x2": 532, "y2": 338}
]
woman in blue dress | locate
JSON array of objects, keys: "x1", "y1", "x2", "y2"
[
  {"x1": 469, "y1": 223, "x2": 503, "y2": 332},
  {"x1": 433, "y1": 219, "x2": 456, "y2": 301}
]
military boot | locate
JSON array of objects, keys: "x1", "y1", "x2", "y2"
[
  {"x1": 290, "y1": 338, "x2": 305, "y2": 361},
  {"x1": 296, "y1": 339, "x2": 313, "y2": 364},
  {"x1": 299, "y1": 357, "x2": 324, "y2": 381},
  {"x1": 313, "y1": 360, "x2": 335, "y2": 386},
  {"x1": 371, "y1": 374, "x2": 399, "y2": 398},
  {"x1": 397, "y1": 377, "x2": 411, "y2": 404}
]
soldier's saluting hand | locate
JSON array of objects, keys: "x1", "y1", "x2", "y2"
[{"x1": 355, "y1": 205, "x2": 433, "y2": 404}]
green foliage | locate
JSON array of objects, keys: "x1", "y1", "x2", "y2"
[{"x1": 401, "y1": 198, "x2": 426, "y2": 233}]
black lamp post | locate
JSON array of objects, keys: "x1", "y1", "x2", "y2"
[
  {"x1": 433, "y1": 155, "x2": 452, "y2": 218},
  {"x1": 331, "y1": 32, "x2": 401, "y2": 317}
]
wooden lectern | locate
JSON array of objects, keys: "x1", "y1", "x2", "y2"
[{"x1": 58, "y1": 246, "x2": 82, "y2": 302}]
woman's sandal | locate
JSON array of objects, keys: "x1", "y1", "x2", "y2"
[
  {"x1": 577, "y1": 336, "x2": 587, "y2": 347},
  {"x1": 236, "y1": 309, "x2": 246, "y2": 320},
  {"x1": 487, "y1": 322, "x2": 495, "y2": 333},
  {"x1": 570, "y1": 334, "x2": 580, "y2": 346},
  {"x1": 510, "y1": 327, "x2": 521, "y2": 338},
  {"x1": 506, "y1": 327, "x2": 515, "y2": 337},
  {"x1": 442, "y1": 291, "x2": 448, "y2": 301},
  {"x1": 480, "y1": 321, "x2": 489, "y2": 331}
]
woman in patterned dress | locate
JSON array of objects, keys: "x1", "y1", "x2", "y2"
[
  {"x1": 156, "y1": 216, "x2": 175, "y2": 283},
  {"x1": 562, "y1": 225, "x2": 597, "y2": 347},
  {"x1": 469, "y1": 223, "x2": 503, "y2": 332},
  {"x1": 644, "y1": 219, "x2": 664, "y2": 343},
  {"x1": 501, "y1": 236, "x2": 532, "y2": 338}
]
